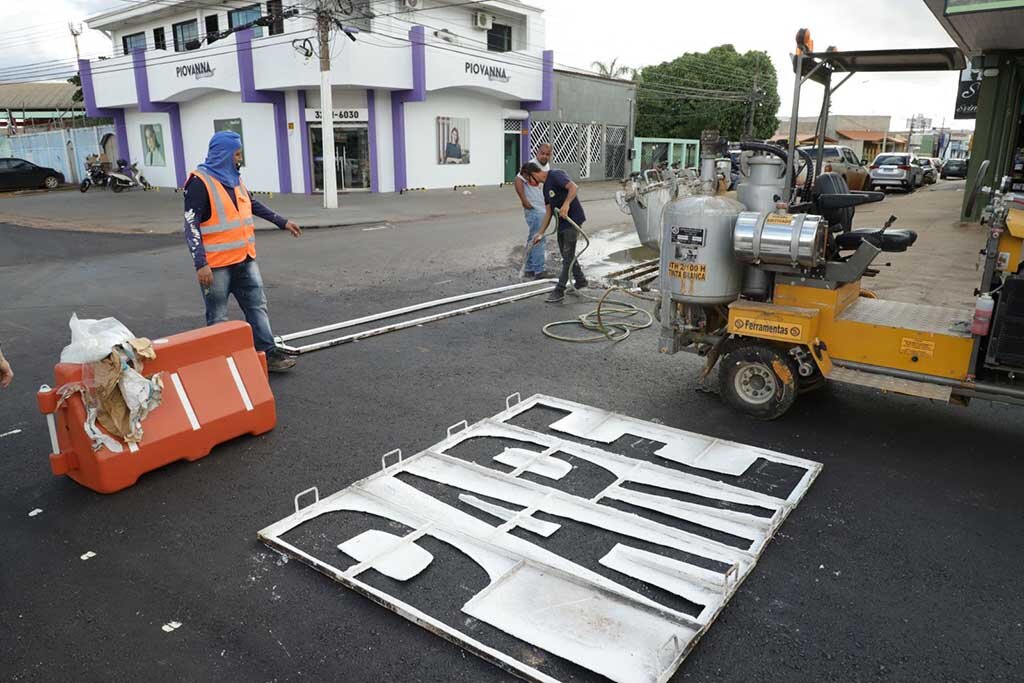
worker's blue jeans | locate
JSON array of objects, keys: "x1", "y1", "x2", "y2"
[
  {"x1": 202, "y1": 258, "x2": 276, "y2": 353},
  {"x1": 524, "y1": 207, "x2": 547, "y2": 273}
]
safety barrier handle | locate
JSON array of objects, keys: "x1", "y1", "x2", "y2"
[
  {"x1": 294, "y1": 486, "x2": 320, "y2": 513},
  {"x1": 380, "y1": 449, "x2": 403, "y2": 471},
  {"x1": 505, "y1": 392, "x2": 521, "y2": 410},
  {"x1": 447, "y1": 420, "x2": 468, "y2": 439}
]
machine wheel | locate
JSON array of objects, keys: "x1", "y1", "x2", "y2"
[{"x1": 719, "y1": 343, "x2": 799, "y2": 420}]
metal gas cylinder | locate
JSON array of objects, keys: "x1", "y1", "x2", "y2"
[
  {"x1": 733, "y1": 211, "x2": 827, "y2": 268},
  {"x1": 660, "y1": 193, "x2": 745, "y2": 304},
  {"x1": 736, "y1": 155, "x2": 787, "y2": 213}
]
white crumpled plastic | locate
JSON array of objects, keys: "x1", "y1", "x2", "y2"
[{"x1": 60, "y1": 314, "x2": 135, "y2": 364}]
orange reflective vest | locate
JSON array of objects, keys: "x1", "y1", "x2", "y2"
[{"x1": 190, "y1": 169, "x2": 257, "y2": 268}]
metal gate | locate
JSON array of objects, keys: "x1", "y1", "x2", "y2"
[{"x1": 606, "y1": 125, "x2": 627, "y2": 179}]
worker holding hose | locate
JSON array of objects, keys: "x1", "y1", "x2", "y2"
[{"x1": 522, "y1": 162, "x2": 588, "y2": 303}]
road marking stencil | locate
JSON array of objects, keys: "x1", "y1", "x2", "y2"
[{"x1": 259, "y1": 393, "x2": 821, "y2": 683}]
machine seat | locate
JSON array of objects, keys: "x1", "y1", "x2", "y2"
[{"x1": 834, "y1": 228, "x2": 918, "y2": 253}]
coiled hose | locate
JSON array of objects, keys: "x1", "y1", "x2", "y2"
[{"x1": 539, "y1": 212, "x2": 658, "y2": 343}]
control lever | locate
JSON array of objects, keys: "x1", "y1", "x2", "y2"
[{"x1": 882, "y1": 215, "x2": 897, "y2": 230}]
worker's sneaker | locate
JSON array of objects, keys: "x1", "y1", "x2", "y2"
[
  {"x1": 533, "y1": 270, "x2": 550, "y2": 279},
  {"x1": 574, "y1": 279, "x2": 589, "y2": 290},
  {"x1": 545, "y1": 291, "x2": 565, "y2": 304},
  {"x1": 267, "y1": 350, "x2": 297, "y2": 373}
]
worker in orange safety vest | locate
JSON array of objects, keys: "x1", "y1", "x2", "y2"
[{"x1": 182, "y1": 131, "x2": 301, "y2": 372}]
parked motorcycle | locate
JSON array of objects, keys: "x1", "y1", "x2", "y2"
[
  {"x1": 79, "y1": 155, "x2": 109, "y2": 192},
  {"x1": 79, "y1": 157, "x2": 152, "y2": 193}
]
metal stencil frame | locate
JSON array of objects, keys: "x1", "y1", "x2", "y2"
[{"x1": 259, "y1": 394, "x2": 821, "y2": 683}]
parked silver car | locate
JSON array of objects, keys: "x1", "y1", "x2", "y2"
[{"x1": 869, "y1": 153, "x2": 925, "y2": 192}]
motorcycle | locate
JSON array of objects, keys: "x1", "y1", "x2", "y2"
[
  {"x1": 80, "y1": 157, "x2": 152, "y2": 193},
  {"x1": 79, "y1": 155, "x2": 109, "y2": 192}
]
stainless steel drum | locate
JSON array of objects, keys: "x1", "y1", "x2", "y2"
[{"x1": 734, "y1": 211, "x2": 827, "y2": 268}]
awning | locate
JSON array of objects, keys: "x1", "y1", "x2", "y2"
[
  {"x1": 924, "y1": 0, "x2": 1024, "y2": 53},
  {"x1": 795, "y1": 48, "x2": 966, "y2": 85}
]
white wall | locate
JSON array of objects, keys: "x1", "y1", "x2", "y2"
[
  {"x1": 90, "y1": 54, "x2": 138, "y2": 109},
  {"x1": 178, "y1": 90, "x2": 279, "y2": 192},
  {"x1": 124, "y1": 108, "x2": 178, "y2": 187},
  {"x1": 373, "y1": 89, "x2": 395, "y2": 193},
  {"x1": 403, "y1": 90, "x2": 510, "y2": 190}
]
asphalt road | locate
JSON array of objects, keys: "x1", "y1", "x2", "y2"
[{"x1": 1, "y1": 196, "x2": 1021, "y2": 682}]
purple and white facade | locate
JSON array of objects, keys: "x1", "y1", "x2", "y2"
[{"x1": 83, "y1": 0, "x2": 552, "y2": 193}]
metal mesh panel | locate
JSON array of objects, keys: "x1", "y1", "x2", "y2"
[
  {"x1": 587, "y1": 124, "x2": 604, "y2": 163},
  {"x1": 530, "y1": 120, "x2": 552, "y2": 158},
  {"x1": 605, "y1": 125, "x2": 627, "y2": 179},
  {"x1": 552, "y1": 122, "x2": 581, "y2": 164},
  {"x1": 504, "y1": 118, "x2": 522, "y2": 132}
]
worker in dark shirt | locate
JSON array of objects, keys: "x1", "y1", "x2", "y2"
[
  {"x1": 522, "y1": 162, "x2": 588, "y2": 303},
  {"x1": 183, "y1": 131, "x2": 301, "y2": 372}
]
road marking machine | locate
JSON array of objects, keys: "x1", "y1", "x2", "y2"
[{"x1": 657, "y1": 31, "x2": 1024, "y2": 419}]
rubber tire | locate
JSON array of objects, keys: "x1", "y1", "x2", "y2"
[
  {"x1": 903, "y1": 181, "x2": 913, "y2": 193},
  {"x1": 719, "y1": 343, "x2": 799, "y2": 421},
  {"x1": 43, "y1": 175, "x2": 59, "y2": 190},
  {"x1": 111, "y1": 181, "x2": 124, "y2": 193},
  {"x1": 79, "y1": 179, "x2": 90, "y2": 193}
]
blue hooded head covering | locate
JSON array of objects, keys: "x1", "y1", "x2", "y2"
[{"x1": 198, "y1": 131, "x2": 242, "y2": 188}]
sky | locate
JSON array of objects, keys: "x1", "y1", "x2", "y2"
[{"x1": 0, "y1": 0, "x2": 972, "y2": 132}]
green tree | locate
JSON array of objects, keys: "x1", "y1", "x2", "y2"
[
  {"x1": 591, "y1": 58, "x2": 634, "y2": 80},
  {"x1": 635, "y1": 45, "x2": 779, "y2": 141},
  {"x1": 67, "y1": 73, "x2": 83, "y2": 103}
]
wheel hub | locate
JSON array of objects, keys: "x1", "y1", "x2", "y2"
[{"x1": 734, "y1": 363, "x2": 777, "y2": 405}]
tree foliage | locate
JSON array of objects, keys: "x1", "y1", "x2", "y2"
[
  {"x1": 591, "y1": 58, "x2": 634, "y2": 80},
  {"x1": 67, "y1": 73, "x2": 83, "y2": 103},
  {"x1": 635, "y1": 45, "x2": 779, "y2": 141}
]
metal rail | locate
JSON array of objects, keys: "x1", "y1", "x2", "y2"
[
  {"x1": 833, "y1": 359, "x2": 1024, "y2": 402},
  {"x1": 278, "y1": 285, "x2": 555, "y2": 354},
  {"x1": 277, "y1": 279, "x2": 555, "y2": 343}
]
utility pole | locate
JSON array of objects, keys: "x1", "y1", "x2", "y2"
[
  {"x1": 745, "y1": 73, "x2": 758, "y2": 139},
  {"x1": 68, "y1": 22, "x2": 82, "y2": 60},
  {"x1": 317, "y1": 2, "x2": 338, "y2": 208}
]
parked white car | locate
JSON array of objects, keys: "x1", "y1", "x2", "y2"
[{"x1": 868, "y1": 153, "x2": 925, "y2": 192}]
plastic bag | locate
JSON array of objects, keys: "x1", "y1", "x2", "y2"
[{"x1": 60, "y1": 314, "x2": 135, "y2": 364}]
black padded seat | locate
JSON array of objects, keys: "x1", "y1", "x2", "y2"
[{"x1": 833, "y1": 228, "x2": 918, "y2": 253}]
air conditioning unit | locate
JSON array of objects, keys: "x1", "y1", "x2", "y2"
[
  {"x1": 473, "y1": 11, "x2": 493, "y2": 30},
  {"x1": 402, "y1": 0, "x2": 421, "y2": 9}
]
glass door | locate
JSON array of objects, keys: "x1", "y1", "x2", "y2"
[{"x1": 310, "y1": 124, "x2": 371, "y2": 192}]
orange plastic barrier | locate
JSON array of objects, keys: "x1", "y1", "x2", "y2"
[{"x1": 37, "y1": 321, "x2": 276, "y2": 494}]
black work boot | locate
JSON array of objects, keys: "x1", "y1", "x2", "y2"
[
  {"x1": 266, "y1": 349, "x2": 297, "y2": 373},
  {"x1": 545, "y1": 291, "x2": 565, "y2": 304}
]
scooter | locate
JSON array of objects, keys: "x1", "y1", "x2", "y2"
[{"x1": 108, "y1": 159, "x2": 151, "y2": 193}]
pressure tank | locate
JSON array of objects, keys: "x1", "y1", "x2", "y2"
[
  {"x1": 734, "y1": 211, "x2": 827, "y2": 268},
  {"x1": 660, "y1": 193, "x2": 745, "y2": 304},
  {"x1": 736, "y1": 155, "x2": 787, "y2": 213}
]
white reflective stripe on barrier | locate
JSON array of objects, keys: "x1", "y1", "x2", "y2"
[
  {"x1": 226, "y1": 356, "x2": 254, "y2": 411},
  {"x1": 127, "y1": 441, "x2": 139, "y2": 453},
  {"x1": 45, "y1": 413, "x2": 59, "y2": 455},
  {"x1": 171, "y1": 372, "x2": 201, "y2": 431}
]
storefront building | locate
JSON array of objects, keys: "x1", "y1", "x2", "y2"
[
  {"x1": 926, "y1": 0, "x2": 1024, "y2": 217},
  {"x1": 81, "y1": 0, "x2": 564, "y2": 194}
]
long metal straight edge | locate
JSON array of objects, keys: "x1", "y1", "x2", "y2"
[
  {"x1": 278, "y1": 279, "x2": 556, "y2": 342},
  {"x1": 283, "y1": 285, "x2": 555, "y2": 354}
]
